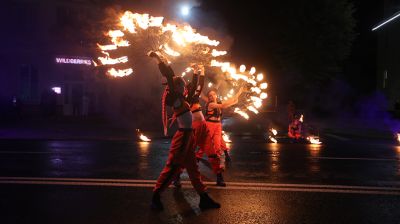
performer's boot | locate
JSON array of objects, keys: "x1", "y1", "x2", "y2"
[
  {"x1": 199, "y1": 193, "x2": 221, "y2": 210},
  {"x1": 150, "y1": 191, "x2": 163, "y2": 210},
  {"x1": 173, "y1": 174, "x2": 182, "y2": 188},
  {"x1": 224, "y1": 150, "x2": 231, "y2": 162},
  {"x1": 216, "y1": 173, "x2": 226, "y2": 187}
]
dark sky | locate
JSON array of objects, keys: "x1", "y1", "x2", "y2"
[{"x1": 186, "y1": 0, "x2": 384, "y2": 95}]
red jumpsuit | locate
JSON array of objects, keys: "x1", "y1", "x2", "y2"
[
  {"x1": 153, "y1": 63, "x2": 206, "y2": 194},
  {"x1": 196, "y1": 102, "x2": 225, "y2": 171},
  {"x1": 192, "y1": 107, "x2": 223, "y2": 174}
]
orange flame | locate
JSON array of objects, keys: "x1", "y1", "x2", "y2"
[
  {"x1": 139, "y1": 134, "x2": 151, "y2": 142},
  {"x1": 307, "y1": 136, "x2": 321, "y2": 145},
  {"x1": 269, "y1": 136, "x2": 278, "y2": 143}
]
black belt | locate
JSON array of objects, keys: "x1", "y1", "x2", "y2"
[
  {"x1": 175, "y1": 109, "x2": 190, "y2": 117},
  {"x1": 191, "y1": 109, "x2": 202, "y2": 113},
  {"x1": 206, "y1": 119, "x2": 221, "y2": 123},
  {"x1": 178, "y1": 128, "x2": 193, "y2": 132}
]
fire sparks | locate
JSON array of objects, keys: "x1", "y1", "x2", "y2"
[
  {"x1": 222, "y1": 131, "x2": 232, "y2": 143},
  {"x1": 98, "y1": 11, "x2": 270, "y2": 119},
  {"x1": 307, "y1": 136, "x2": 321, "y2": 145}
]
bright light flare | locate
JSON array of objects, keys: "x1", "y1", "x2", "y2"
[
  {"x1": 108, "y1": 68, "x2": 133, "y2": 77},
  {"x1": 260, "y1": 83, "x2": 268, "y2": 89},
  {"x1": 51, "y1": 87, "x2": 61, "y2": 95},
  {"x1": 396, "y1": 132, "x2": 400, "y2": 144},
  {"x1": 139, "y1": 134, "x2": 151, "y2": 142},
  {"x1": 256, "y1": 73, "x2": 263, "y2": 81},
  {"x1": 299, "y1": 114, "x2": 304, "y2": 123},
  {"x1": 269, "y1": 136, "x2": 278, "y2": 143},
  {"x1": 239, "y1": 65, "x2": 246, "y2": 73},
  {"x1": 270, "y1": 128, "x2": 277, "y2": 136},
  {"x1": 260, "y1": 92, "x2": 268, "y2": 99},
  {"x1": 181, "y1": 6, "x2": 190, "y2": 16},
  {"x1": 234, "y1": 108, "x2": 249, "y2": 119},
  {"x1": 307, "y1": 136, "x2": 321, "y2": 145},
  {"x1": 222, "y1": 131, "x2": 232, "y2": 143}
]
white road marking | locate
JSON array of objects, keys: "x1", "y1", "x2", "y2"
[
  {"x1": 1, "y1": 177, "x2": 400, "y2": 195},
  {"x1": 310, "y1": 157, "x2": 396, "y2": 161}
]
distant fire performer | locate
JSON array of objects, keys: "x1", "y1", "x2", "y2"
[{"x1": 148, "y1": 51, "x2": 220, "y2": 210}]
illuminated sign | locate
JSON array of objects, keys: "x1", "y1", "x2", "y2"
[
  {"x1": 55, "y1": 57, "x2": 92, "y2": 66},
  {"x1": 52, "y1": 87, "x2": 61, "y2": 94}
]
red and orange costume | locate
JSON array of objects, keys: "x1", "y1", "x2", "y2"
[{"x1": 153, "y1": 62, "x2": 206, "y2": 194}]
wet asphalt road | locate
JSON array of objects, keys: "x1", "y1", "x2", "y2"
[{"x1": 1, "y1": 133, "x2": 400, "y2": 223}]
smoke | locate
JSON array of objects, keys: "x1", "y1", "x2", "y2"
[{"x1": 354, "y1": 92, "x2": 400, "y2": 133}]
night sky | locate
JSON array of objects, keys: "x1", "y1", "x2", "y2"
[{"x1": 187, "y1": 0, "x2": 384, "y2": 95}]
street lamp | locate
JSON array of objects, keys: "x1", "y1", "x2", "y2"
[{"x1": 180, "y1": 5, "x2": 190, "y2": 17}]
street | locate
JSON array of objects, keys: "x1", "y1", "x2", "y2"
[{"x1": 1, "y1": 133, "x2": 400, "y2": 223}]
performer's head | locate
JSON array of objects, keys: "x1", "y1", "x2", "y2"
[
  {"x1": 207, "y1": 89, "x2": 218, "y2": 102},
  {"x1": 173, "y1": 76, "x2": 186, "y2": 94}
]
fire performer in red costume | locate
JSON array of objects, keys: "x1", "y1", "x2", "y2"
[
  {"x1": 148, "y1": 51, "x2": 220, "y2": 210},
  {"x1": 173, "y1": 64, "x2": 228, "y2": 187},
  {"x1": 288, "y1": 114, "x2": 303, "y2": 140},
  {"x1": 196, "y1": 88, "x2": 243, "y2": 185}
]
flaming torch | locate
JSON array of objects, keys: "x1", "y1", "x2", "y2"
[{"x1": 136, "y1": 129, "x2": 151, "y2": 142}]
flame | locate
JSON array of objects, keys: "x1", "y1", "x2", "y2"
[
  {"x1": 234, "y1": 107, "x2": 249, "y2": 119},
  {"x1": 247, "y1": 106, "x2": 259, "y2": 114},
  {"x1": 307, "y1": 136, "x2": 321, "y2": 145},
  {"x1": 260, "y1": 92, "x2": 268, "y2": 99},
  {"x1": 239, "y1": 65, "x2": 246, "y2": 73},
  {"x1": 98, "y1": 55, "x2": 129, "y2": 65},
  {"x1": 256, "y1": 73, "x2": 263, "y2": 81},
  {"x1": 139, "y1": 134, "x2": 151, "y2": 142},
  {"x1": 108, "y1": 68, "x2": 133, "y2": 77},
  {"x1": 270, "y1": 128, "x2": 277, "y2": 136},
  {"x1": 397, "y1": 133, "x2": 400, "y2": 143},
  {"x1": 260, "y1": 83, "x2": 268, "y2": 89},
  {"x1": 249, "y1": 67, "x2": 256, "y2": 75},
  {"x1": 211, "y1": 49, "x2": 227, "y2": 57},
  {"x1": 98, "y1": 11, "x2": 270, "y2": 118},
  {"x1": 299, "y1": 114, "x2": 304, "y2": 123},
  {"x1": 269, "y1": 136, "x2": 278, "y2": 143},
  {"x1": 222, "y1": 131, "x2": 232, "y2": 143},
  {"x1": 162, "y1": 43, "x2": 181, "y2": 57}
]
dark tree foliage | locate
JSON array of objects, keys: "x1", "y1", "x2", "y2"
[{"x1": 201, "y1": 0, "x2": 356, "y2": 105}]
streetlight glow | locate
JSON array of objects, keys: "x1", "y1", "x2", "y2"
[{"x1": 181, "y1": 6, "x2": 190, "y2": 16}]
